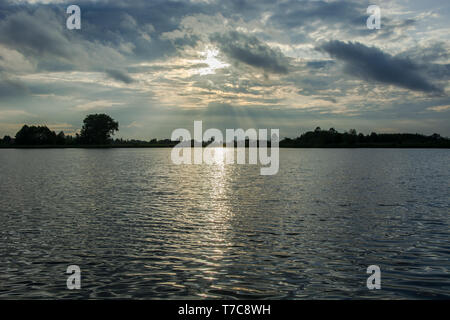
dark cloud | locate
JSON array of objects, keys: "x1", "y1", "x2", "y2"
[
  {"x1": 105, "y1": 69, "x2": 135, "y2": 84},
  {"x1": 318, "y1": 41, "x2": 443, "y2": 94},
  {"x1": 0, "y1": 75, "x2": 29, "y2": 98},
  {"x1": 270, "y1": 0, "x2": 367, "y2": 29},
  {"x1": 306, "y1": 60, "x2": 335, "y2": 69},
  {"x1": 211, "y1": 31, "x2": 290, "y2": 74},
  {"x1": 0, "y1": 9, "x2": 73, "y2": 60},
  {"x1": 424, "y1": 63, "x2": 450, "y2": 81},
  {"x1": 0, "y1": 3, "x2": 192, "y2": 71},
  {"x1": 0, "y1": 8, "x2": 128, "y2": 73},
  {"x1": 398, "y1": 42, "x2": 450, "y2": 81},
  {"x1": 55, "y1": 0, "x2": 211, "y2": 61}
]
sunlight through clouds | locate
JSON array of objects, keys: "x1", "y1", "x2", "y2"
[
  {"x1": 0, "y1": 0, "x2": 449, "y2": 138},
  {"x1": 192, "y1": 48, "x2": 230, "y2": 76}
]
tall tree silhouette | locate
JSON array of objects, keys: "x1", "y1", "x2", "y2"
[
  {"x1": 80, "y1": 114, "x2": 119, "y2": 144},
  {"x1": 15, "y1": 125, "x2": 57, "y2": 145}
]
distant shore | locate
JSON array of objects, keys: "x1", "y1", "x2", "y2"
[
  {"x1": 1, "y1": 144, "x2": 449, "y2": 149},
  {"x1": 2, "y1": 118, "x2": 449, "y2": 149}
]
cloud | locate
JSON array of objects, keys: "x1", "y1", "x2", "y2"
[
  {"x1": 0, "y1": 74, "x2": 29, "y2": 98},
  {"x1": 0, "y1": 45, "x2": 35, "y2": 73},
  {"x1": 73, "y1": 100, "x2": 124, "y2": 111},
  {"x1": 0, "y1": 7, "x2": 130, "y2": 74},
  {"x1": 306, "y1": 60, "x2": 335, "y2": 69},
  {"x1": 318, "y1": 40, "x2": 443, "y2": 94},
  {"x1": 211, "y1": 31, "x2": 290, "y2": 74},
  {"x1": 0, "y1": 9, "x2": 73, "y2": 60},
  {"x1": 105, "y1": 69, "x2": 135, "y2": 84},
  {"x1": 0, "y1": 109, "x2": 33, "y2": 119},
  {"x1": 46, "y1": 122, "x2": 73, "y2": 132},
  {"x1": 269, "y1": 0, "x2": 367, "y2": 29},
  {"x1": 427, "y1": 105, "x2": 450, "y2": 112},
  {"x1": 125, "y1": 121, "x2": 143, "y2": 128}
]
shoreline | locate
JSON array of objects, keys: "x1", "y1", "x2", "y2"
[{"x1": 1, "y1": 145, "x2": 449, "y2": 149}]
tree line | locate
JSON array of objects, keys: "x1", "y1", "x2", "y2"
[
  {"x1": 0, "y1": 116, "x2": 449, "y2": 148},
  {"x1": 1, "y1": 114, "x2": 119, "y2": 146},
  {"x1": 0, "y1": 113, "x2": 175, "y2": 147},
  {"x1": 279, "y1": 127, "x2": 450, "y2": 148}
]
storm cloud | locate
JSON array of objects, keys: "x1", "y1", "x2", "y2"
[
  {"x1": 318, "y1": 41, "x2": 442, "y2": 94},
  {"x1": 211, "y1": 31, "x2": 290, "y2": 74}
]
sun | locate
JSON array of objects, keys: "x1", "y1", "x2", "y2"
[{"x1": 194, "y1": 48, "x2": 229, "y2": 76}]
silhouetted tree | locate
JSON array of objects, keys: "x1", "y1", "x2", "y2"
[
  {"x1": 15, "y1": 125, "x2": 57, "y2": 145},
  {"x1": 431, "y1": 133, "x2": 441, "y2": 140},
  {"x1": 56, "y1": 131, "x2": 66, "y2": 145},
  {"x1": 64, "y1": 134, "x2": 75, "y2": 145},
  {"x1": 79, "y1": 114, "x2": 119, "y2": 144},
  {"x1": 1, "y1": 135, "x2": 12, "y2": 145},
  {"x1": 358, "y1": 133, "x2": 365, "y2": 143}
]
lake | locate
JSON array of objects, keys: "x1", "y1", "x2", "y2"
[{"x1": 0, "y1": 148, "x2": 449, "y2": 299}]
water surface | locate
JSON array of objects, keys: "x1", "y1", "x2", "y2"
[{"x1": 0, "y1": 148, "x2": 449, "y2": 299}]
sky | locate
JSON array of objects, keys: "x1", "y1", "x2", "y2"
[{"x1": 0, "y1": 0, "x2": 449, "y2": 139}]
